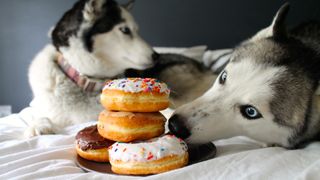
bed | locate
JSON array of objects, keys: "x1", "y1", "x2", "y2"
[{"x1": 1, "y1": 47, "x2": 320, "y2": 180}]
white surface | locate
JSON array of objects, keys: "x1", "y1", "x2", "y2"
[{"x1": 0, "y1": 112, "x2": 320, "y2": 180}]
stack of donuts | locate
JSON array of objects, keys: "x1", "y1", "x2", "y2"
[{"x1": 75, "y1": 78, "x2": 188, "y2": 175}]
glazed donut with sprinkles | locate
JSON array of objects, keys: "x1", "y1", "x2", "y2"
[{"x1": 101, "y1": 78, "x2": 170, "y2": 112}]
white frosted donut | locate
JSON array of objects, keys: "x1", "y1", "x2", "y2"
[
  {"x1": 101, "y1": 78, "x2": 170, "y2": 112},
  {"x1": 108, "y1": 134, "x2": 189, "y2": 175},
  {"x1": 103, "y1": 78, "x2": 170, "y2": 94}
]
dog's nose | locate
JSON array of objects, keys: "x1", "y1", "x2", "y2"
[
  {"x1": 168, "y1": 114, "x2": 191, "y2": 139},
  {"x1": 152, "y1": 52, "x2": 160, "y2": 62}
]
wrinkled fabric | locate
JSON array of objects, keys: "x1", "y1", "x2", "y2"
[{"x1": 0, "y1": 113, "x2": 320, "y2": 180}]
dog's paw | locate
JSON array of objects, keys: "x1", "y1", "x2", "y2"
[
  {"x1": 24, "y1": 118, "x2": 55, "y2": 138},
  {"x1": 24, "y1": 127, "x2": 41, "y2": 138}
]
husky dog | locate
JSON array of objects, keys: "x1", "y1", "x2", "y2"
[
  {"x1": 26, "y1": 0, "x2": 215, "y2": 136},
  {"x1": 26, "y1": 0, "x2": 157, "y2": 136},
  {"x1": 169, "y1": 3, "x2": 320, "y2": 149}
]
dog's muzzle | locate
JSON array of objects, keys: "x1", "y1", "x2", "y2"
[{"x1": 168, "y1": 114, "x2": 191, "y2": 139}]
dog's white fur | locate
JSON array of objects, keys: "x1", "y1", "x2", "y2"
[
  {"x1": 175, "y1": 59, "x2": 293, "y2": 147},
  {"x1": 26, "y1": 1, "x2": 154, "y2": 137}
]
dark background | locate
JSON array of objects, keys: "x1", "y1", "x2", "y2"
[{"x1": 1, "y1": 0, "x2": 320, "y2": 113}]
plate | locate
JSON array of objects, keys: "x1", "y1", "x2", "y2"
[{"x1": 76, "y1": 143, "x2": 216, "y2": 175}]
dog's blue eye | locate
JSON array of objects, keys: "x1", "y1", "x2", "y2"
[
  {"x1": 120, "y1": 27, "x2": 131, "y2": 35},
  {"x1": 219, "y1": 71, "x2": 227, "y2": 84},
  {"x1": 240, "y1": 105, "x2": 262, "y2": 120}
]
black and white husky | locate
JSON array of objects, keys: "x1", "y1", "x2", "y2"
[
  {"x1": 26, "y1": 0, "x2": 215, "y2": 136},
  {"x1": 169, "y1": 3, "x2": 320, "y2": 149},
  {"x1": 26, "y1": 0, "x2": 158, "y2": 136}
]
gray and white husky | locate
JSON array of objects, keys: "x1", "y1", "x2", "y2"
[
  {"x1": 169, "y1": 3, "x2": 320, "y2": 149},
  {"x1": 26, "y1": 0, "x2": 214, "y2": 136}
]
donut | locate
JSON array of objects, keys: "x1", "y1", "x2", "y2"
[
  {"x1": 75, "y1": 125, "x2": 115, "y2": 162},
  {"x1": 98, "y1": 110, "x2": 166, "y2": 142},
  {"x1": 101, "y1": 78, "x2": 170, "y2": 112},
  {"x1": 108, "y1": 134, "x2": 189, "y2": 175}
]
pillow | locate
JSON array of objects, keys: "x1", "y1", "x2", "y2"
[
  {"x1": 154, "y1": 45, "x2": 207, "y2": 62},
  {"x1": 154, "y1": 46, "x2": 234, "y2": 74},
  {"x1": 203, "y1": 48, "x2": 233, "y2": 74}
]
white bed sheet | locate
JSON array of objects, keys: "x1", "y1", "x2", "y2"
[
  {"x1": 1, "y1": 46, "x2": 320, "y2": 179},
  {"x1": 1, "y1": 110, "x2": 320, "y2": 180}
]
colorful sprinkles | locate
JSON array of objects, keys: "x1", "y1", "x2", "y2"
[
  {"x1": 147, "y1": 152, "x2": 154, "y2": 160},
  {"x1": 103, "y1": 78, "x2": 170, "y2": 94}
]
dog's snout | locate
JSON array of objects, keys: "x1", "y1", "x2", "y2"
[
  {"x1": 168, "y1": 114, "x2": 191, "y2": 139},
  {"x1": 152, "y1": 52, "x2": 160, "y2": 62}
]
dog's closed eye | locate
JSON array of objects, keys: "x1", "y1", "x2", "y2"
[
  {"x1": 119, "y1": 26, "x2": 131, "y2": 35},
  {"x1": 240, "y1": 105, "x2": 263, "y2": 120}
]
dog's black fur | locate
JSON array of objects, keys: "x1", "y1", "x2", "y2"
[{"x1": 52, "y1": 0, "x2": 122, "y2": 52}]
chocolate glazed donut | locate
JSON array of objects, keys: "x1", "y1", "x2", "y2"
[{"x1": 76, "y1": 125, "x2": 114, "y2": 162}]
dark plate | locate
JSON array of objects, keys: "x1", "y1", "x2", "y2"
[
  {"x1": 76, "y1": 143, "x2": 216, "y2": 175},
  {"x1": 188, "y1": 143, "x2": 217, "y2": 165}
]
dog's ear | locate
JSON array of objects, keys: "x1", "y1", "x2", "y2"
[
  {"x1": 250, "y1": 3, "x2": 290, "y2": 41},
  {"x1": 83, "y1": 0, "x2": 106, "y2": 22},
  {"x1": 271, "y1": 2, "x2": 290, "y2": 38},
  {"x1": 123, "y1": 0, "x2": 135, "y2": 10}
]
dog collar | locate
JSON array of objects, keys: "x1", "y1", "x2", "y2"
[{"x1": 56, "y1": 54, "x2": 106, "y2": 92}]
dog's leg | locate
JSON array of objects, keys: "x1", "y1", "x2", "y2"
[{"x1": 24, "y1": 117, "x2": 56, "y2": 138}]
